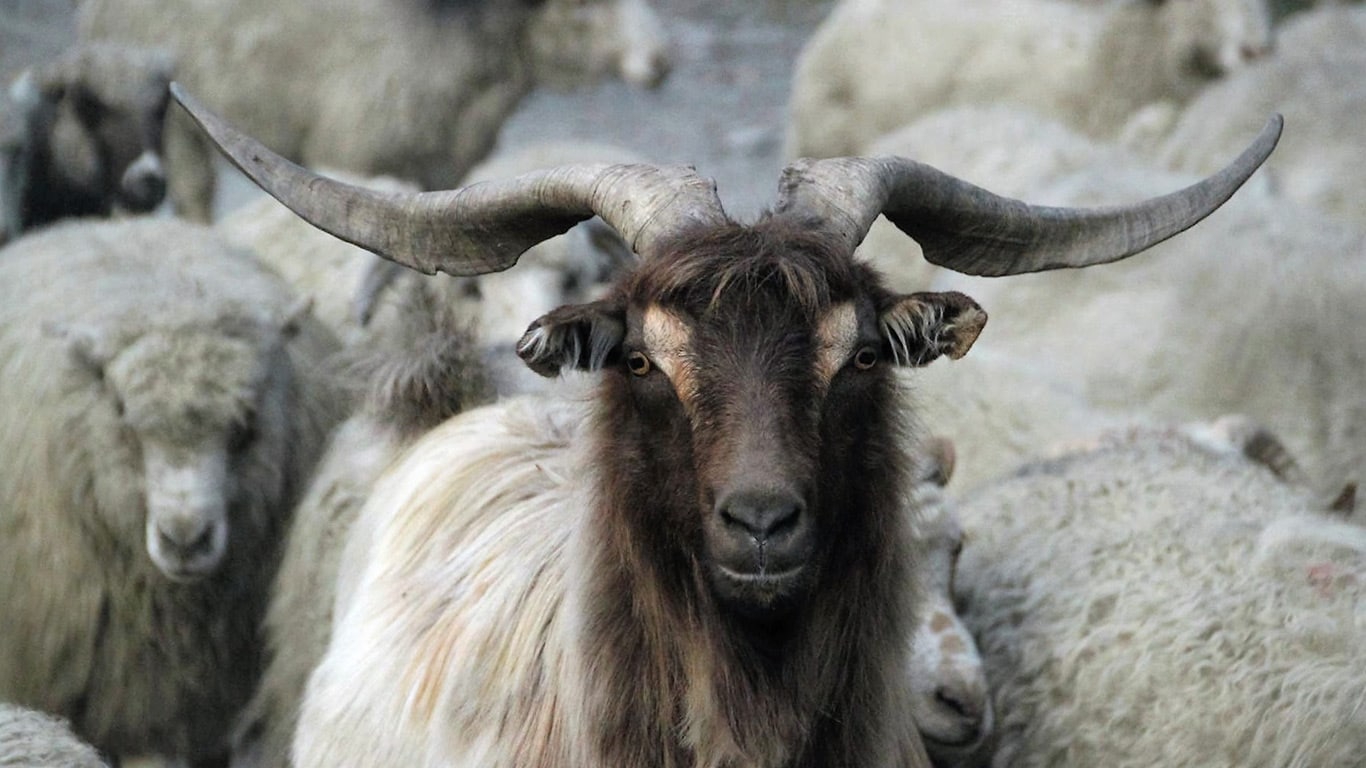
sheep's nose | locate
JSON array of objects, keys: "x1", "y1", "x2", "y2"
[
  {"x1": 119, "y1": 150, "x2": 167, "y2": 211},
  {"x1": 1240, "y1": 42, "x2": 1271, "y2": 62},
  {"x1": 157, "y1": 517, "x2": 215, "y2": 559},
  {"x1": 719, "y1": 489, "x2": 805, "y2": 543},
  {"x1": 935, "y1": 683, "x2": 985, "y2": 726}
]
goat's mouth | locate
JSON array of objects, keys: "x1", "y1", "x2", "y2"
[{"x1": 709, "y1": 561, "x2": 812, "y2": 618}]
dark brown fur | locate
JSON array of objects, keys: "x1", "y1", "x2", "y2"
[{"x1": 538, "y1": 217, "x2": 931, "y2": 765}]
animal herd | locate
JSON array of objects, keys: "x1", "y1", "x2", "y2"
[{"x1": 0, "y1": 0, "x2": 1362, "y2": 766}]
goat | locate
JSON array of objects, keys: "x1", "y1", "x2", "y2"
[{"x1": 171, "y1": 84, "x2": 1279, "y2": 768}]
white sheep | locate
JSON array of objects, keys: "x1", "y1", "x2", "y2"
[
  {"x1": 229, "y1": 283, "x2": 494, "y2": 768},
  {"x1": 863, "y1": 105, "x2": 1365, "y2": 499},
  {"x1": 1, "y1": 43, "x2": 172, "y2": 244},
  {"x1": 0, "y1": 218, "x2": 346, "y2": 764},
  {"x1": 785, "y1": 0, "x2": 1273, "y2": 159},
  {"x1": 903, "y1": 438, "x2": 994, "y2": 767},
  {"x1": 0, "y1": 703, "x2": 109, "y2": 768},
  {"x1": 953, "y1": 420, "x2": 1366, "y2": 767},
  {"x1": 77, "y1": 0, "x2": 670, "y2": 221},
  {"x1": 1155, "y1": 5, "x2": 1366, "y2": 229}
]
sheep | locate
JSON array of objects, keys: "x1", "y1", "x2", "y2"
[
  {"x1": 1154, "y1": 5, "x2": 1366, "y2": 229},
  {"x1": 0, "y1": 703, "x2": 109, "y2": 768},
  {"x1": 953, "y1": 420, "x2": 1366, "y2": 767},
  {"x1": 0, "y1": 217, "x2": 346, "y2": 765},
  {"x1": 785, "y1": 0, "x2": 1274, "y2": 160},
  {"x1": 1, "y1": 43, "x2": 172, "y2": 244},
  {"x1": 229, "y1": 282, "x2": 494, "y2": 768},
  {"x1": 78, "y1": 0, "x2": 671, "y2": 221},
  {"x1": 862, "y1": 105, "x2": 1365, "y2": 499},
  {"x1": 902, "y1": 438, "x2": 993, "y2": 767},
  {"x1": 216, "y1": 142, "x2": 641, "y2": 394},
  {"x1": 172, "y1": 84, "x2": 1278, "y2": 767}
]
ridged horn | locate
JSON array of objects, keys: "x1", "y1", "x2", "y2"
[
  {"x1": 170, "y1": 83, "x2": 728, "y2": 276},
  {"x1": 774, "y1": 115, "x2": 1282, "y2": 276}
]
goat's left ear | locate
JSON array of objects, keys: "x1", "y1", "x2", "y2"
[
  {"x1": 879, "y1": 291, "x2": 987, "y2": 367},
  {"x1": 518, "y1": 299, "x2": 625, "y2": 377}
]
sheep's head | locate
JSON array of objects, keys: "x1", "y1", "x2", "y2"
[
  {"x1": 170, "y1": 85, "x2": 1280, "y2": 613},
  {"x1": 50, "y1": 304, "x2": 308, "y2": 582},
  {"x1": 22, "y1": 44, "x2": 173, "y2": 219},
  {"x1": 527, "y1": 0, "x2": 671, "y2": 89},
  {"x1": 904, "y1": 438, "x2": 993, "y2": 762},
  {"x1": 1149, "y1": 0, "x2": 1273, "y2": 84}
]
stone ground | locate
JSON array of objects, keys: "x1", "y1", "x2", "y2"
[{"x1": 1, "y1": 0, "x2": 835, "y2": 220}]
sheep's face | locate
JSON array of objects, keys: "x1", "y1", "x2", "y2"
[
  {"x1": 35, "y1": 46, "x2": 172, "y2": 216},
  {"x1": 1159, "y1": 0, "x2": 1273, "y2": 84},
  {"x1": 904, "y1": 468, "x2": 992, "y2": 761},
  {"x1": 60, "y1": 317, "x2": 298, "y2": 583},
  {"x1": 526, "y1": 0, "x2": 671, "y2": 90},
  {"x1": 519, "y1": 221, "x2": 986, "y2": 621}
]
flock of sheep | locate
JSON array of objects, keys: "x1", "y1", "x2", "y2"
[{"x1": 0, "y1": 0, "x2": 1362, "y2": 766}]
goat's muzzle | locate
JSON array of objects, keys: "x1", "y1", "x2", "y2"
[{"x1": 706, "y1": 487, "x2": 815, "y2": 617}]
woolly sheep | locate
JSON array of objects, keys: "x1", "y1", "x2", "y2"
[
  {"x1": 0, "y1": 218, "x2": 345, "y2": 764},
  {"x1": 1, "y1": 43, "x2": 172, "y2": 244},
  {"x1": 0, "y1": 703, "x2": 109, "y2": 768},
  {"x1": 78, "y1": 0, "x2": 670, "y2": 221},
  {"x1": 954, "y1": 421, "x2": 1366, "y2": 767},
  {"x1": 903, "y1": 438, "x2": 994, "y2": 767},
  {"x1": 864, "y1": 105, "x2": 1365, "y2": 499},
  {"x1": 785, "y1": 0, "x2": 1273, "y2": 159},
  {"x1": 228, "y1": 281, "x2": 493, "y2": 768},
  {"x1": 173, "y1": 84, "x2": 1276, "y2": 767},
  {"x1": 1155, "y1": 5, "x2": 1366, "y2": 228}
]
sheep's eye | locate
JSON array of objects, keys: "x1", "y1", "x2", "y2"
[
  {"x1": 951, "y1": 539, "x2": 965, "y2": 561},
  {"x1": 626, "y1": 351, "x2": 652, "y2": 376},
  {"x1": 229, "y1": 419, "x2": 258, "y2": 452},
  {"x1": 853, "y1": 346, "x2": 879, "y2": 370}
]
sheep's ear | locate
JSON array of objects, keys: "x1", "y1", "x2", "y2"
[
  {"x1": 8, "y1": 70, "x2": 43, "y2": 111},
  {"x1": 43, "y1": 321, "x2": 114, "y2": 378},
  {"x1": 279, "y1": 296, "x2": 315, "y2": 340},
  {"x1": 879, "y1": 291, "x2": 986, "y2": 367},
  {"x1": 517, "y1": 299, "x2": 625, "y2": 377},
  {"x1": 917, "y1": 436, "x2": 957, "y2": 487},
  {"x1": 1328, "y1": 483, "x2": 1357, "y2": 517}
]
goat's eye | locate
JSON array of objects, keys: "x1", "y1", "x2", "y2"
[
  {"x1": 853, "y1": 346, "x2": 879, "y2": 370},
  {"x1": 626, "y1": 351, "x2": 652, "y2": 376}
]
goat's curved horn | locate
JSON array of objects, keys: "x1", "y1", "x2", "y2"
[
  {"x1": 170, "y1": 83, "x2": 727, "y2": 275},
  {"x1": 774, "y1": 115, "x2": 1282, "y2": 276}
]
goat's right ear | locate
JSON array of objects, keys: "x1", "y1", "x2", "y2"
[
  {"x1": 517, "y1": 300, "x2": 625, "y2": 377},
  {"x1": 879, "y1": 291, "x2": 987, "y2": 367}
]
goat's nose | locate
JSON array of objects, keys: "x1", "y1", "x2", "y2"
[{"x1": 718, "y1": 490, "x2": 805, "y2": 542}]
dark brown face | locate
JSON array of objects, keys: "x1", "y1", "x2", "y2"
[{"x1": 518, "y1": 223, "x2": 987, "y2": 621}]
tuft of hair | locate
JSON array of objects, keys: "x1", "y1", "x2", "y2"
[
  {"x1": 337, "y1": 277, "x2": 493, "y2": 438},
  {"x1": 634, "y1": 217, "x2": 862, "y2": 320}
]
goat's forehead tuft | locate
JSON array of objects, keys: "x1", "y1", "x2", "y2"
[{"x1": 628, "y1": 218, "x2": 872, "y2": 318}]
